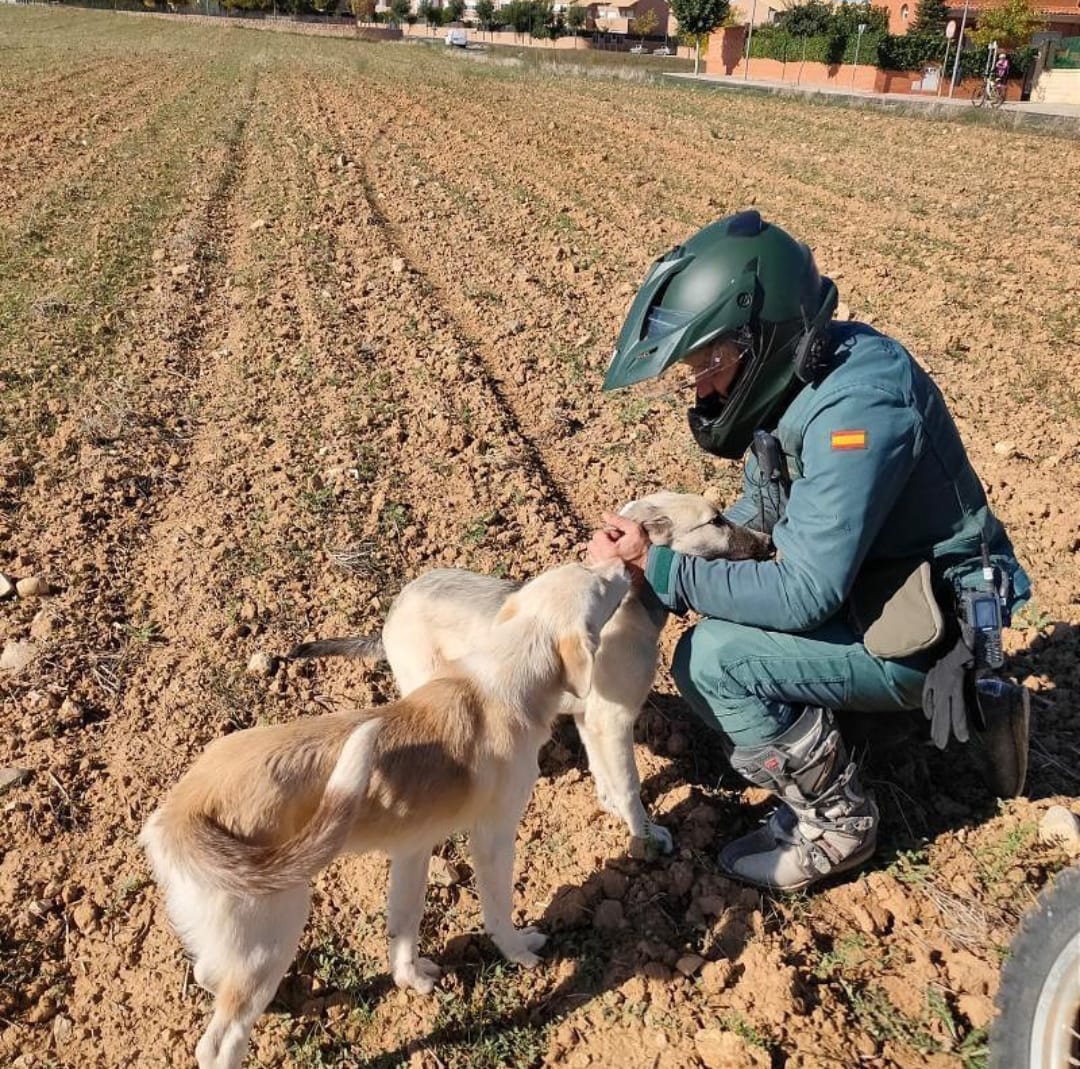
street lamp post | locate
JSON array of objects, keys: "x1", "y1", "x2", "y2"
[
  {"x1": 948, "y1": 0, "x2": 970, "y2": 97},
  {"x1": 851, "y1": 22, "x2": 867, "y2": 88},
  {"x1": 744, "y1": 0, "x2": 758, "y2": 79}
]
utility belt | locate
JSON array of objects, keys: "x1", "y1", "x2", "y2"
[
  {"x1": 849, "y1": 554, "x2": 1012, "y2": 664},
  {"x1": 850, "y1": 553, "x2": 1016, "y2": 753},
  {"x1": 748, "y1": 429, "x2": 1019, "y2": 749}
]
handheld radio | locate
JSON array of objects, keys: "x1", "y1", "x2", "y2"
[{"x1": 960, "y1": 540, "x2": 1006, "y2": 670}]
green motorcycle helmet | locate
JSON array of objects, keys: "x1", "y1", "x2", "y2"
[{"x1": 603, "y1": 210, "x2": 838, "y2": 459}]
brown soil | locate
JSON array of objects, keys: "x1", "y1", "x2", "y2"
[{"x1": 1, "y1": 9, "x2": 1078, "y2": 1069}]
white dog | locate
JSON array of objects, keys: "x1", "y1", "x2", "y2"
[
  {"x1": 292, "y1": 493, "x2": 771, "y2": 853},
  {"x1": 140, "y1": 560, "x2": 631, "y2": 1069}
]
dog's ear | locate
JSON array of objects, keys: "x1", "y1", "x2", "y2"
[
  {"x1": 558, "y1": 631, "x2": 596, "y2": 700},
  {"x1": 621, "y1": 503, "x2": 674, "y2": 546}
]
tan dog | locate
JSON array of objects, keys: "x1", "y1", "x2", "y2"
[
  {"x1": 140, "y1": 561, "x2": 631, "y2": 1069},
  {"x1": 292, "y1": 492, "x2": 770, "y2": 853}
]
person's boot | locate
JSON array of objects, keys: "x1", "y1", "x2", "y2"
[
  {"x1": 971, "y1": 676, "x2": 1030, "y2": 798},
  {"x1": 718, "y1": 707, "x2": 878, "y2": 892}
]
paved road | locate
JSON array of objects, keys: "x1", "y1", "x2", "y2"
[{"x1": 667, "y1": 71, "x2": 1080, "y2": 125}]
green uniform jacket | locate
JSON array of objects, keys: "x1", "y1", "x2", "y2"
[{"x1": 645, "y1": 322, "x2": 1031, "y2": 633}]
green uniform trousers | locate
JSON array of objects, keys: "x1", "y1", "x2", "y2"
[{"x1": 670, "y1": 616, "x2": 933, "y2": 747}]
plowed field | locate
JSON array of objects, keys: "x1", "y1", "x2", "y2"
[{"x1": 2, "y1": 9, "x2": 1079, "y2": 1068}]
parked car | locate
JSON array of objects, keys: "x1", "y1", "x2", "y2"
[
  {"x1": 629, "y1": 44, "x2": 647, "y2": 54},
  {"x1": 445, "y1": 27, "x2": 467, "y2": 47},
  {"x1": 652, "y1": 44, "x2": 672, "y2": 55}
]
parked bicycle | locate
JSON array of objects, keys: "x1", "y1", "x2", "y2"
[{"x1": 972, "y1": 74, "x2": 1007, "y2": 109}]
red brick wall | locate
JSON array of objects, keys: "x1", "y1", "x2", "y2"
[{"x1": 874, "y1": 68, "x2": 1025, "y2": 98}]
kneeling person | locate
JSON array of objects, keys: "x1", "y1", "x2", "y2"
[{"x1": 590, "y1": 210, "x2": 1031, "y2": 892}]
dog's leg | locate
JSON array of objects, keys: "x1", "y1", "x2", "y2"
[
  {"x1": 194, "y1": 887, "x2": 310, "y2": 1069},
  {"x1": 387, "y1": 849, "x2": 441, "y2": 994},
  {"x1": 585, "y1": 697, "x2": 673, "y2": 854},
  {"x1": 470, "y1": 780, "x2": 547, "y2": 968},
  {"x1": 572, "y1": 708, "x2": 621, "y2": 818}
]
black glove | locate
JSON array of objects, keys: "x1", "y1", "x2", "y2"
[{"x1": 922, "y1": 621, "x2": 975, "y2": 749}]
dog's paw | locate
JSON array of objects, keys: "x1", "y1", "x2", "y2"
[
  {"x1": 393, "y1": 957, "x2": 442, "y2": 995},
  {"x1": 647, "y1": 822, "x2": 674, "y2": 854},
  {"x1": 629, "y1": 822, "x2": 674, "y2": 859},
  {"x1": 492, "y1": 925, "x2": 547, "y2": 968}
]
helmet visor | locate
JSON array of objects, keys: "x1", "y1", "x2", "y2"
[
  {"x1": 684, "y1": 328, "x2": 754, "y2": 397},
  {"x1": 643, "y1": 304, "x2": 695, "y2": 340}
]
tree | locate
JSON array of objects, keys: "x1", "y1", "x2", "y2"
[
  {"x1": 530, "y1": 0, "x2": 555, "y2": 38},
  {"x1": 971, "y1": 0, "x2": 1044, "y2": 49},
  {"x1": 351, "y1": 0, "x2": 376, "y2": 21},
  {"x1": 475, "y1": 0, "x2": 495, "y2": 30},
  {"x1": 774, "y1": 0, "x2": 831, "y2": 36},
  {"x1": 909, "y1": 0, "x2": 947, "y2": 36},
  {"x1": 567, "y1": 3, "x2": 587, "y2": 35},
  {"x1": 445, "y1": 0, "x2": 464, "y2": 20},
  {"x1": 631, "y1": 6, "x2": 658, "y2": 43},
  {"x1": 418, "y1": 0, "x2": 443, "y2": 31},
  {"x1": 504, "y1": 0, "x2": 533, "y2": 37},
  {"x1": 669, "y1": 0, "x2": 729, "y2": 73},
  {"x1": 388, "y1": 0, "x2": 410, "y2": 22}
]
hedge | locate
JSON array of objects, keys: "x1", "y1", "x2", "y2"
[
  {"x1": 747, "y1": 26, "x2": 1035, "y2": 78},
  {"x1": 748, "y1": 26, "x2": 884, "y2": 66}
]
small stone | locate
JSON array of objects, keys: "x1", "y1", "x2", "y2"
[
  {"x1": 16, "y1": 576, "x2": 50, "y2": 598},
  {"x1": 57, "y1": 698, "x2": 83, "y2": 728},
  {"x1": 247, "y1": 651, "x2": 275, "y2": 677},
  {"x1": 0, "y1": 573, "x2": 14, "y2": 600},
  {"x1": 249, "y1": 218, "x2": 268, "y2": 232},
  {"x1": 72, "y1": 900, "x2": 100, "y2": 935},
  {"x1": 700, "y1": 958, "x2": 736, "y2": 993},
  {"x1": 641, "y1": 961, "x2": 671, "y2": 982},
  {"x1": 170, "y1": 263, "x2": 190, "y2": 278},
  {"x1": 1039, "y1": 806, "x2": 1080, "y2": 854},
  {"x1": 546, "y1": 886, "x2": 588, "y2": 927},
  {"x1": 958, "y1": 992, "x2": 995, "y2": 1030},
  {"x1": 993, "y1": 440, "x2": 1017, "y2": 458},
  {"x1": 29, "y1": 609, "x2": 57, "y2": 641},
  {"x1": 675, "y1": 953, "x2": 704, "y2": 977},
  {"x1": 0, "y1": 767, "x2": 31, "y2": 794},
  {"x1": 666, "y1": 860, "x2": 695, "y2": 898},
  {"x1": 694, "y1": 1028, "x2": 763, "y2": 1068},
  {"x1": 390, "y1": 257, "x2": 406, "y2": 275},
  {"x1": 592, "y1": 899, "x2": 624, "y2": 930},
  {"x1": 429, "y1": 857, "x2": 461, "y2": 887},
  {"x1": 600, "y1": 868, "x2": 628, "y2": 900},
  {"x1": 695, "y1": 894, "x2": 725, "y2": 917},
  {"x1": 52, "y1": 1015, "x2": 74, "y2": 1044},
  {"x1": 26, "y1": 996, "x2": 58, "y2": 1024},
  {"x1": 1, "y1": 640, "x2": 38, "y2": 673}
]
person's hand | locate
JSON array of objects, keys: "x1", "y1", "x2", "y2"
[{"x1": 586, "y1": 512, "x2": 649, "y2": 584}]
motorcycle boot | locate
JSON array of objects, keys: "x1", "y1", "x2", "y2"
[{"x1": 719, "y1": 707, "x2": 878, "y2": 892}]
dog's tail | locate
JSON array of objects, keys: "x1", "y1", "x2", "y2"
[
  {"x1": 140, "y1": 718, "x2": 382, "y2": 898},
  {"x1": 287, "y1": 636, "x2": 385, "y2": 663}
]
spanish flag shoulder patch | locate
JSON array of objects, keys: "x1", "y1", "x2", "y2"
[{"x1": 830, "y1": 429, "x2": 868, "y2": 451}]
